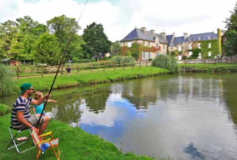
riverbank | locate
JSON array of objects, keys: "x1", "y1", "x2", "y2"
[
  {"x1": 179, "y1": 63, "x2": 237, "y2": 72},
  {"x1": 0, "y1": 114, "x2": 168, "y2": 160},
  {"x1": 17, "y1": 67, "x2": 169, "y2": 92}
]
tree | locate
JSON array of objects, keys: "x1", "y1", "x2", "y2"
[
  {"x1": 110, "y1": 41, "x2": 121, "y2": 55},
  {"x1": 224, "y1": 3, "x2": 237, "y2": 57},
  {"x1": 130, "y1": 42, "x2": 140, "y2": 60},
  {"x1": 47, "y1": 15, "x2": 85, "y2": 60},
  {"x1": 32, "y1": 32, "x2": 61, "y2": 65},
  {"x1": 82, "y1": 22, "x2": 111, "y2": 60}
]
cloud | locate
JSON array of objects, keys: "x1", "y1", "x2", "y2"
[{"x1": 0, "y1": 0, "x2": 236, "y2": 41}]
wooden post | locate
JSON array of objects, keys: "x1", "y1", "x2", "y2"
[
  {"x1": 140, "y1": 61, "x2": 141, "y2": 68},
  {"x1": 132, "y1": 63, "x2": 134, "y2": 69},
  {"x1": 77, "y1": 63, "x2": 79, "y2": 73},
  {"x1": 41, "y1": 66, "x2": 43, "y2": 78},
  {"x1": 17, "y1": 64, "x2": 20, "y2": 80},
  {"x1": 91, "y1": 63, "x2": 93, "y2": 73},
  {"x1": 123, "y1": 62, "x2": 125, "y2": 70},
  {"x1": 61, "y1": 64, "x2": 63, "y2": 76},
  {"x1": 146, "y1": 60, "x2": 147, "y2": 67},
  {"x1": 103, "y1": 63, "x2": 105, "y2": 72},
  {"x1": 113, "y1": 62, "x2": 115, "y2": 70}
]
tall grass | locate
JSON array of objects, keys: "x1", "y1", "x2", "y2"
[
  {"x1": 152, "y1": 55, "x2": 178, "y2": 72},
  {"x1": 0, "y1": 64, "x2": 17, "y2": 97}
]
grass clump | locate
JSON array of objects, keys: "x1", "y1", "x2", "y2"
[
  {"x1": 110, "y1": 56, "x2": 135, "y2": 64},
  {"x1": 0, "y1": 103, "x2": 11, "y2": 116},
  {"x1": 152, "y1": 55, "x2": 178, "y2": 72},
  {"x1": 0, "y1": 64, "x2": 17, "y2": 97}
]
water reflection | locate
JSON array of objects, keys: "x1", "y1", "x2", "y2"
[{"x1": 1, "y1": 74, "x2": 237, "y2": 160}]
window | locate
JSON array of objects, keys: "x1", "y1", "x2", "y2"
[
  {"x1": 198, "y1": 37, "x2": 202, "y2": 41},
  {"x1": 208, "y1": 36, "x2": 212, "y2": 40},
  {"x1": 163, "y1": 45, "x2": 165, "y2": 50},
  {"x1": 189, "y1": 44, "x2": 192, "y2": 50},
  {"x1": 189, "y1": 38, "x2": 193, "y2": 41},
  {"x1": 208, "y1": 51, "x2": 211, "y2": 57},
  {"x1": 189, "y1": 52, "x2": 192, "y2": 57},
  {"x1": 143, "y1": 41, "x2": 145, "y2": 46},
  {"x1": 148, "y1": 52, "x2": 151, "y2": 59},
  {"x1": 127, "y1": 42, "x2": 132, "y2": 47},
  {"x1": 156, "y1": 52, "x2": 159, "y2": 56},
  {"x1": 156, "y1": 43, "x2": 159, "y2": 48},
  {"x1": 178, "y1": 46, "x2": 181, "y2": 51},
  {"x1": 198, "y1": 43, "x2": 201, "y2": 49},
  {"x1": 142, "y1": 52, "x2": 145, "y2": 60},
  {"x1": 208, "y1": 43, "x2": 211, "y2": 48},
  {"x1": 148, "y1": 42, "x2": 150, "y2": 47}
]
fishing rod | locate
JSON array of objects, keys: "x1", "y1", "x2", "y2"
[{"x1": 36, "y1": 0, "x2": 89, "y2": 128}]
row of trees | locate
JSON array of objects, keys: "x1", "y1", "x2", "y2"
[
  {"x1": 223, "y1": 2, "x2": 237, "y2": 57},
  {"x1": 0, "y1": 15, "x2": 121, "y2": 65}
]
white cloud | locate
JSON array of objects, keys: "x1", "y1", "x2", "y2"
[{"x1": 0, "y1": 0, "x2": 236, "y2": 41}]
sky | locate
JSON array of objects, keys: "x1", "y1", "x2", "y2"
[{"x1": 0, "y1": 0, "x2": 236, "y2": 41}]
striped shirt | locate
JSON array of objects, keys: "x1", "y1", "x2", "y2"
[{"x1": 11, "y1": 96, "x2": 32, "y2": 129}]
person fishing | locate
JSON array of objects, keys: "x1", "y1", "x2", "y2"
[{"x1": 11, "y1": 83, "x2": 50, "y2": 135}]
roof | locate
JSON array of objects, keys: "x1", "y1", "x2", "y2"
[
  {"x1": 184, "y1": 32, "x2": 218, "y2": 42},
  {"x1": 121, "y1": 28, "x2": 169, "y2": 44},
  {"x1": 173, "y1": 36, "x2": 185, "y2": 45}
]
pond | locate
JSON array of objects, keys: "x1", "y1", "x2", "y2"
[{"x1": 1, "y1": 73, "x2": 237, "y2": 160}]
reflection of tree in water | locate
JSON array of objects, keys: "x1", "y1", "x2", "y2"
[
  {"x1": 83, "y1": 87, "x2": 111, "y2": 114},
  {"x1": 222, "y1": 75, "x2": 237, "y2": 125},
  {"x1": 54, "y1": 92, "x2": 83, "y2": 123},
  {"x1": 121, "y1": 78, "x2": 160, "y2": 109}
]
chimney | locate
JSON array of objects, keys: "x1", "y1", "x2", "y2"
[
  {"x1": 161, "y1": 32, "x2": 166, "y2": 38},
  {"x1": 150, "y1": 29, "x2": 155, "y2": 34},
  {"x1": 141, "y1": 27, "x2": 146, "y2": 33},
  {"x1": 184, "y1": 33, "x2": 188, "y2": 39}
]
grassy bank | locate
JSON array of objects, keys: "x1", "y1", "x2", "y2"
[
  {"x1": 16, "y1": 67, "x2": 169, "y2": 92},
  {"x1": 179, "y1": 63, "x2": 237, "y2": 72},
  {"x1": 0, "y1": 114, "x2": 169, "y2": 160},
  {"x1": 0, "y1": 103, "x2": 11, "y2": 116}
]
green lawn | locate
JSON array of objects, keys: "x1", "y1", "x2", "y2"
[
  {"x1": 16, "y1": 67, "x2": 169, "y2": 92},
  {"x1": 179, "y1": 63, "x2": 237, "y2": 72},
  {"x1": 0, "y1": 115, "x2": 169, "y2": 160}
]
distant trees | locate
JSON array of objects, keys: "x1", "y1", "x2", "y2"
[{"x1": 223, "y1": 3, "x2": 237, "y2": 57}]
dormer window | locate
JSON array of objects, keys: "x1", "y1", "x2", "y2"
[
  {"x1": 189, "y1": 38, "x2": 193, "y2": 41},
  {"x1": 208, "y1": 36, "x2": 212, "y2": 40},
  {"x1": 156, "y1": 43, "x2": 159, "y2": 48},
  {"x1": 143, "y1": 41, "x2": 145, "y2": 46},
  {"x1": 198, "y1": 37, "x2": 202, "y2": 41}
]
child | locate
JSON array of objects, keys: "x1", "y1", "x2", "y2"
[
  {"x1": 66, "y1": 65, "x2": 71, "y2": 76},
  {"x1": 32, "y1": 91, "x2": 57, "y2": 116}
]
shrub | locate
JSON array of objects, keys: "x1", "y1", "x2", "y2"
[
  {"x1": 152, "y1": 55, "x2": 178, "y2": 72},
  {"x1": 171, "y1": 51, "x2": 179, "y2": 57},
  {"x1": 0, "y1": 103, "x2": 11, "y2": 116},
  {"x1": 182, "y1": 55, "x2": 187, "y2": 60},
  {"x1": 148, "y1": 58, "x2": 153, "y2": 61},
  {"x1": 72, "y1": 57, "x2": 78, "y2": 63},
  {"x1": 125, "y1": 51, "x2": 132, "y2": 56},
  {"x1": 122, "y1": 56, "x2": 135, "y2": 64},
  {"x1": 77, "y1": 59, "x2": 95, "y2": 63},
  {"x1": 110, "y1": 56, "x2": 123, "y2": 64},
  {"x1": 0, "y1": 64, "x2": 17, "y2": 97}
]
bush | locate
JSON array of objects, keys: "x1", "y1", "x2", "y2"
[
  {"x1": 0, "y1": 103, "x2": 11, "y2": 116},
  {"x1": 110, "y1": 56, "x2": 135, "y2": 64},
  {"x1": 110, "y1": 56, "x2": 123, "y2": 64},
  {"x1": 0, "y1": 64, "x2": 17, "y2": 97},
  {"x1": 72, "y1": 57, "x2": 78, "y2": 63},
  {"x1": 122, "y1": 56, "x2": 135, "y2": 64},
  {"x1": 182, "y1": 55, "x2": 187, "y2": 60},
  {"x1": 125, "y1": 51, "x2": 132, "y2": 56},
  {"x1": 152, "y1": 55, "x2": 178, "y2": 72},
  {"x1": 171, "y1": 51, "x2": 179, "y2": 57},
  {"x1": 148, "y1": 58, "x2": 153, "y2": 61}
]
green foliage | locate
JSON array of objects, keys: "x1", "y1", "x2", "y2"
[
  {"x1": 72, "y1": 57, "x2": 78, "y2": 63},
  {"x1": 110, "y1": 41, "x2": 121, "y2": 55},
  {"x1": 178, "y1": 51, "x2": 182, "y2": 55},
  {"x1": 189, "y1": 48, "x2": 201, "y2": 59},
  {"x1": 0, "y1": 103, "x2": 10, "y2": 116},
  {"x1": 77, "y1": 59, "x2": 95, "y2": 63},
  {"x1": 130, "y1": 42, "x2": 140, "y2": 60},
  {"x1": 223, "y1": 3, "x2": 237, "y2": 57},
  {"x1": 152, "y1": 55, "x2": 178, "y2": 72},
  {"x1": 148, "y1": 58, "x2": 153, "y2": 61},
  {"x1": 32, "y1": 32, "x2": 61, "y2": 65},
  {"x1": 82, "y1": 22, "x2": 111, "y2": 60},
  {"x1": 122, "y1": 56, "x2": 135, "y2": 64},
  {"x1": 171, "y1": 50, "x2": 178, "y2": 57},
  {"x1": 182, "y1": 55, "x2": 187, "y2": 60},
  {"x1": 0, "y1": 64, "x2": 17, "y2": 97},
  {"x1": 110, "y1": 56, "x2": 123, "y2": 64},
  {"x1": 200, "y1": 40, "x2": 219, "y2": 59},
  {"x1": 125, "y1": 51, "x2": 132, "y2": 56}
]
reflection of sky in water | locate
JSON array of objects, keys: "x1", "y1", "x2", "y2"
[{"x1": 80, "y1": 93, "x2": 146, "y2": 142}]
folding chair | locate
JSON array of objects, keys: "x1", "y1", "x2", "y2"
[
  {"x1": 6, "y1": 126, "x2": 36, "y2": 154},
  {"x1": 31, "y1": 130, "x2": 60, "y2": 160}
]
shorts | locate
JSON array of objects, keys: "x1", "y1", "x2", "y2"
[{"x1": 19, "y1": 115, "x2": 44, "y2": 130}]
